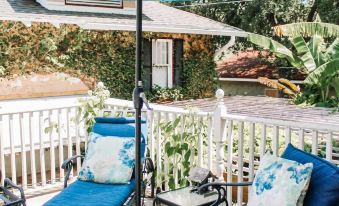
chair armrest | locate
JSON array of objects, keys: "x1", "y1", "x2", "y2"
[
  {"x1": 61, "y1": 155, "x2": 84, "y2": 188},
  {"x1": 197, "y1": 182, "x2": 252, "y2": 206},
  {"x1": 1, "y1": 178, "x2": 26, "y2": 206}
]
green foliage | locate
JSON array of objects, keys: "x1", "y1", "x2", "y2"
[
  {"x1": 146, "y1": 85, "x2": 184, "y2": 103},
  {"x1": 78, "y1": 82, "x2": 110, "y2": 133},
  {"x1": 182, "y1": 54, "x2": 218, "y2": 99},
  {"x1": 274, "y1": 22, "x2": 339, "y2": 38},
  {"x1": 247, "y1": 33, "x2": 303, "y2": 69},
  {"x1": 0, "y1": 21, "x2": 216, "y2": 100},
  {"x1": 158, "y1": 113, "x2": 207, "y2": 189},
  {"x1": 248, "y1": 22, "x2": 339, "y2": 108}
]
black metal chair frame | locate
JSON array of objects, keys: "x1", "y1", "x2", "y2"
[
  {"x1": 198, "y1": 182, "x2": 253, "y2": 206},
  {"x1": 61, "y1": 154, "x2": 156, "y2": 203},
  {"x1": 0, "y1": 178, "x2": 26, "y2": 206}
]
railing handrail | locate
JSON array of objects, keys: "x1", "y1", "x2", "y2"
[
  {"x1": 223, "y1": 113, "x2": 339, "y2": 133},
  {"x1": 0, "y1": 104, "x2": 80, "y2": 115},
  {"x1": 2, "y1": 97, "x2": 338, "y2": 132}
]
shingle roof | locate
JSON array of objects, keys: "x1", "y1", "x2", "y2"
[
  {"x1": 161, "y1": 96, "x2": 339, "y2": 127},
  {"x1": 217, "y1": 51, "x2": 306, "y2": 80},
  {"x1": 0, "y1": 0, "x2": 247, "y2": 37},
  {"x1": 0, "y1": 73, "x2": 89, "y2": 100}
]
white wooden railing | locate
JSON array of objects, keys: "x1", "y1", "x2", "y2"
[
  {"x1": 0, "y1": 104, "x2": 87, "y2": 196},
  {"x1": 0, "y1": 91, "x2": 338, "y2": 204},
  {"x1": 106, "y1": 91, "x2": 339, "y2": 205}
]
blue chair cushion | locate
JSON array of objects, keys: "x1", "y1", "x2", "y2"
[
  {"x1": 44, "y1": 179, "x2": 136, "y2": 206},
  {"x1": 282, "y1": 143, "x2": 339, "y2": 206}
]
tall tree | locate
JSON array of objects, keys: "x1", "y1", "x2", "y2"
[{"x1": 181, "y1": 0, "x2": 338, "y2": 36}]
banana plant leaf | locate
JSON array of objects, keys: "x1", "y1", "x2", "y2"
[
  {"x1": 291, "y1": 36, "x2": 317, "y2": 72},
  {"x1": 331, "y1": 76, "x2": 339, "y2": 97},
  {"x1": 304, "y1": 59, "x2": 339, "y2": 85},
  {"x1": 307, "y1": 35, "x2": 326, "y2": 67},
  {"x1": 248, "y1": 33, "x2": 303, "y2": 69},
  {"x1": 325, "y1": 38, "x2": 339, "y2": 60},
  {"x1": 274, "y1": 22, "x2": 339, "y2": 38}
]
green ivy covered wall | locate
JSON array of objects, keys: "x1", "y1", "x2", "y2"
[{"x1": 0, "y1": 21, "x2": 217, "y2": 100}]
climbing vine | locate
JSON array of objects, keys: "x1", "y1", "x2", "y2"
[{"x1": 0, "y1": 21, "x2": 217, "y2": 100}]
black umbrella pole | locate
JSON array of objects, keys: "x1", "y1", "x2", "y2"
[{"x1": 134, "y1": 0, "x2": 143, "y2": 204}]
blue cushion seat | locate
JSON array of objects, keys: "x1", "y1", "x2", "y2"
[
  {"x1": 44, "y1": 179, "x2": 136, "y2": 206},
  {"x1": 282, "y1": 143, "x2": 339, "y2": 206}
]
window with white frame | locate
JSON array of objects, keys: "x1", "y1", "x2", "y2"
[{"x1": 152, "y1": 39, "x2": 173, "y2": 88}]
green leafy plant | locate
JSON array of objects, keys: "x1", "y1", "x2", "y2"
[
  {"x1": 78, "y1": 82, "x2": 110, "y2": 133},
  {"x1": 0, "y1": 21, "x2": 216, "y2": 101},
  {"x1": 248, "y1": 22, "x2": 339, "y2": 108},
  {"x1": 146, "y1": 85, "x2": 184, "y2": 103},
  {"x1": 157, "y1": 112, "x2": 207, "y2": 189}
]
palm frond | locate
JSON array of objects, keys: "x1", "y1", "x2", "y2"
[
  {"x1": 248, "y1": 33, "x2": 303, "y2": 69},
  {"x1": 291, "y1": 36, "x2": 317, "y2": 72},
  {"x1": 274, "y1": 22, "x2": 339, "y2": 38}
]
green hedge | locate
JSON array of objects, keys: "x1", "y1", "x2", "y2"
[{"x1": 0, "y1": 21, "x2": 217, "y2": 100}]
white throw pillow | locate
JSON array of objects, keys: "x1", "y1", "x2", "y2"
[
  {"x1": 78, "y1": 133, "x2": 135, "y2": 184},
  {"x1": 247, "y1": 153, "x2": 313, "y2": 206}
]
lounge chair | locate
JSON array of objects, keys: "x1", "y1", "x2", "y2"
[{"x1": 44, "y1": 117, "x2": 154, "y2": 206}]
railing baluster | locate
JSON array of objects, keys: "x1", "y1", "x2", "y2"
[
  {"x1": 173, "y1": 113, "x2": 179, "y2": 189},
  {"x1": 198, "y1": 116, "x2": 203, "y2": 167},
  {"x1": 207, "y1": 116, "x2": 213, "y2": 171},
  {"x1": 226, "y1": 119, "x2": 233, "y2": 204},
  {"x1": 148, "y1": 112, "x2": 155, "y2": 166},
  {"x1": 0, "y1": 115, "x2": 5, "y2": 184},
  {"x1": 299, "y1": 129, "x2": 304, "y2": 150},
  {"x1": 312, "y1": 130, "x2": 318, "y2": 155},
  {"x1": 272, "y1": 126, "x2": 279, "y2": 156},
  {"x1": 29, "y1": 113, "x2": 37, "y2": 188},
  {"x1": 9, "y1": 114, "x2": 17, "y2": 185},
  {"x1": 19, "y1": 113, "x2": 27, "y2": 189},
  {"x1": 326, "y1": 132, "x2": 333, "y2": 162},
  {"x1": 39, "y1": 111, "x2": 46, "y2": 187},
  {"x1": 75, "y1": 108, "x2": 81, "y2": 174},
  {"x1": 180, "y1": 113, "x2": 185, "y2": 187},
  {"x1": 57, "y1": 109, "x2": 64, "y2": 182},
  {"x1": 156, "y1": 112, "x2": 162, "y2": 189},
  {"x1": 164, "y1": 112, "x2": 169, "y2": 190},
  {"x1": 66, "y1": 108, "x2": 73, "y2": 178},
  {"x1": 285, "y1": 127, "x2": 291, "y2": 145},
  {"x1": 49, "y1": 110, "x2": 56, "y2": 184},
  {"x1": 237, "y1": 121, "x2": 244, "y2": 206},
  {"x1": 249, "y1": 122, "x2": 255, "y2": 181},
  {"x1": 260, "y1": 124, "x2": 266, "y2": 159}
]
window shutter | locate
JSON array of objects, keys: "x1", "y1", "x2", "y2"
[
  {"x1": 143, "y1": 39, "x2": 152, "y2": 91},
  {"x1": 173, "y1": 39, "x2": 184, "y2": 87}
]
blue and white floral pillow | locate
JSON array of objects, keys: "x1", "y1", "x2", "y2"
[
  {"x1": 248, "y1": 153, "x2": 313, "y2": 206},
  {"x1": 78, "y1": 133, "x2": 135, "y2": 184}
]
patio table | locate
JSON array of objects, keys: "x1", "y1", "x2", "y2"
[{"x1": 153, "y1": 186, "x2": 222, "y2": 206}]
